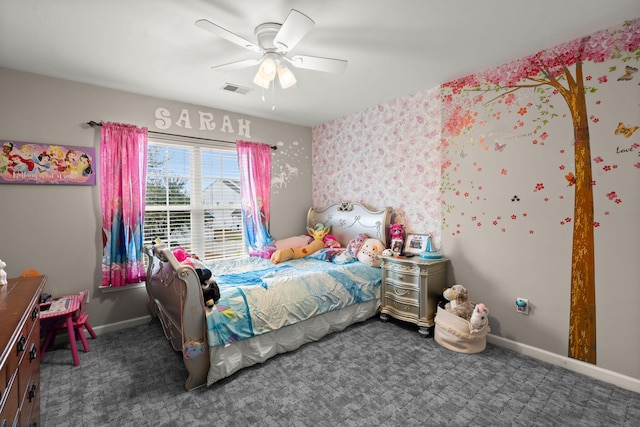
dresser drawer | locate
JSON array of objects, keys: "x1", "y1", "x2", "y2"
[
  {"x1": 1, "y1": 275, "x2": 46, "y2": 427},
  {"x1": 18, "y1": 340, "x2": 39, "y2": 410},
  {"x1": 19, "y1": 369, "x2": 39, "y2": 427},
  {"x1": 0, "y1": 375, "x2": 18, "y2": 427}
]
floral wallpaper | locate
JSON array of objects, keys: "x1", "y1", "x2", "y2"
[{"x1": 312, "y1": 87, "x2": 443, "y2": 243}]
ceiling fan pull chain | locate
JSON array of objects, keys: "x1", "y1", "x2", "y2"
[{"x1": 272, "y1": 83, "x2": 276, "y2": 111}]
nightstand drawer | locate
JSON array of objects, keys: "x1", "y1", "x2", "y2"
[
  {"x1": 385, "y1": 268, "x2": 419, "y2": 286},
  {"x1": 385, "y1": 295, "x2": 419, "y2": 317},
  {"x1": 385, "y1": 282, "x2": 419, "y2": 302}
]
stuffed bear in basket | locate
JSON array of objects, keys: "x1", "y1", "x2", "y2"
[{"x1": 434, "y1": 284, "x2": 489, "y2": 354}]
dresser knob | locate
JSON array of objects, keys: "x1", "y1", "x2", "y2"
[
  {"x1": 17, "y1": 335, "x2": 26, "y2": 353},
  {"x1": 29, "y1": 343, "x2": 38, "y2": 362},
  {"x1": 28, "y1": 383, "x2": 37, "y2": 402}
]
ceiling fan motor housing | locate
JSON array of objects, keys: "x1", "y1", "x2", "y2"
[{"x1": 255, "y1": 23, "x2": 283, "y2": 52}]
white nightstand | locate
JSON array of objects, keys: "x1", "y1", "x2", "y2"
[{"x1": 379, "y1": 256, "x2": 448, "y2": 337}]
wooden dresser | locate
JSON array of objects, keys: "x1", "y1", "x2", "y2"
[
  {"x1": 0, "y1": 275, "x2": 46, "y2": 427},
  {"x1": 379, "y1": 256, "x2": 447, "y2": 337}
]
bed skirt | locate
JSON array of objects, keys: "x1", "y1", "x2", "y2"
[{"x1": 207, "y1": 299, "x2": 379, "y2": 385}]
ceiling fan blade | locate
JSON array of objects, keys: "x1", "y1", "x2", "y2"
[
  {"x1": 272, "y1": 9, "x2": 314, "y2": 52},
  {"x1": 195, "y1": 19, "x2": 260, "y2": 53},
  {"x1": 288, "y1": 55, "x2": 348, "y2": 74},
  {"x1": 211, "y1": 58, "x2": 260, "y2": 73}
]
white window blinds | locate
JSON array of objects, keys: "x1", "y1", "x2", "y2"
[{"x1": 144, "y1": 136, "x2": 247, "y2": 262}]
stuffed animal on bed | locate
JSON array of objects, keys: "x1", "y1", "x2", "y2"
[
  {"x1": 174, "y1": 247, "x2": 220, "y2": 307},
  {"x1": 195, "y1": 267, "x2": 220, "y2": 308},
  {"x1": 356, "y1": 238, "x2": 385, "y2": 267},
  {"x1": 270, "y1": 223, "x2": 329, "y2": 264},
  {"x1": 323, "y1": 234, "x2": 341, "y2": 248}
]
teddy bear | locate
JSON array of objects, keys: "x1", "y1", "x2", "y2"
[
  {"x1": 442, "y1": 284, "x2": 476, "y2": 321},
  {"x1": 271, "y1": 223, "x2": 329, "y2": 264},
  {"x1": 356, "y1": 238, "x2": 385, "y2": 267},
  {"x1": 389, "y1": 223, "x2": 405, "y2": 255}
]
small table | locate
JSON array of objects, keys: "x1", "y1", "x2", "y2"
[{"x1": 40, "y1": 294, "x2": 82, "y2": 365}]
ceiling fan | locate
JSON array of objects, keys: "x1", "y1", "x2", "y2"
[{"x1": 195, "y1": 9, "x2": 348, "y2": 89}]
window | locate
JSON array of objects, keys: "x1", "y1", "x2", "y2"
[{"x1": 144, "y1": 136, "x2": 246, "y2": 262}]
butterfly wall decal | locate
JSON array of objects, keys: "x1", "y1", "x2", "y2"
[
  {"x1": 617, "y1": 65, "x2": 638, "y2": 81},
  {"x1": 495, "y1": 142, "x2": 506, "y2": 152},
  {"x1": 614, "y1": 122, "x2": 639, "y2": 138},
  {"x1": 565, "y1": 172, "x2": 576, "y2": 187}
]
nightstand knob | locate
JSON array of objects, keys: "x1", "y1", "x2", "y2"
[{"x1": 394, "y1": 288, "x2": 408, "y2": 296}]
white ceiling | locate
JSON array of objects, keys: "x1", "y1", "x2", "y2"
[{"x1": 1, "y1": 1, "x2": 639, "y2": 127}]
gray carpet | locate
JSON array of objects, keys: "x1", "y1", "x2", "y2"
[{"x1": 40, "y1": 317, "x2": 639, "y2": 427}]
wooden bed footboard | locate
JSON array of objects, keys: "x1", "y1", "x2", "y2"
[{"x1": 143, "y1": 244, "x2": 210, "y2": 390}]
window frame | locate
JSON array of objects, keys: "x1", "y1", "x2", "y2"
[{"x1": 144, "y1": 135, "x2": 247, "y2": 262}]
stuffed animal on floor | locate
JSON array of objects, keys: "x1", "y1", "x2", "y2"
[
  {"x1": 271, "y1": 223, "x2": 330, "y2": 264},
  {"x1": 443, "y1": 284, "x2": 476, "y2": 321},
  {"x1": 470, "y1": 303, "x2": 489, "y2": 329},
  {"x1": 356, "y1": 238, "x2": 385, "y2": 267}
]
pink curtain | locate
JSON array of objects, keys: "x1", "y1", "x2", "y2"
[
  {"x1": 237, "y1": 141, "x2": 275, "y2": 258},
  {"x1": 100, "y1": 122, "x2": 148, "y2": 286}
]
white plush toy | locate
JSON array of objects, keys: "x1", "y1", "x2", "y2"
[
  {"x1": 470, "y1": 303, "x2": 489, "y2": 329},
  {"x1": 0, "y1": 259, "x2": 7, "y2": 286},
  {"x1": 356, "y1": 238, "x2": 385, "y2": 267}
]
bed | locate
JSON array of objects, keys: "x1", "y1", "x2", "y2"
[{"x1": 143, "y1": 201, "x2": 393, "y2": 390}]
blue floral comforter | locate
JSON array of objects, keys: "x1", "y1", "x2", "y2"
[{"x1": 204, "y1": 257, "x2": 381, "y2": 346}]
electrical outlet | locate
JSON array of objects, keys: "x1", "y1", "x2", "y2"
[{"x1": 516, "y1": 298, "x2": 529, "y2": 314}]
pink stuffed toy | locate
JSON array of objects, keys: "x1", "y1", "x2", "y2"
[
  {"x1": 389, "y1": 223, "x2": 405, "y2": 255},
  {"x1": 173, "y1": 247, "x2": 190, "y2": 263},
  {"x1": 323, "y1": 234, "x2": 340, "y2": 248}
]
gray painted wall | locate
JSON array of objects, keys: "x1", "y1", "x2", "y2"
[{"x1": 0, "y1": 67, "x2": 311, "y2": 329}]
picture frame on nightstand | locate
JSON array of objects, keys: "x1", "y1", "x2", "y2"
[{"x1": 403, "y1": 233, "x2": 429, "y2": 255}]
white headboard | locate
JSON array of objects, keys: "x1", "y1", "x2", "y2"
[{"x1": 307, "y1": 201, "x2": 394, "y2": 248}]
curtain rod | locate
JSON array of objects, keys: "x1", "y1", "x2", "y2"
[{"x1": 86, "y1": 121, "x2": 277, "y2": 151}]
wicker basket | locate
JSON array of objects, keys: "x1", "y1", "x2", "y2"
[{"x1": 434, "y1": 306, "x2": 489, "y2": 354}]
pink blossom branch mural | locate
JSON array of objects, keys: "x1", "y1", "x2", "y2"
[{"x1": 440, "y1": 18, "x2": 640, "y2": 364}]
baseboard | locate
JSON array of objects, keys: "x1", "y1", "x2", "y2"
[
  {"x1": 92, "y1": 315, "x2": 152, "y2": 336},
  {"x1": 487, "y1": 334, "x2": 640, "y2": 394}
]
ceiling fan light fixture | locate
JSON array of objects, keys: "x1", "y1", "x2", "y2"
[
  {"x1": 253, "y1": 72, "x2": 271, "y2": 89},
  {"x1": 277, "y1": 63, "x2": 296, "y2": 89},
  {"x1": 257, "y1": 56, "x2": 277, "y2": 79}
]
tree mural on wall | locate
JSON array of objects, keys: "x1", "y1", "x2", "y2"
[{"x1": 440, "y1": 18, "x2": 639, "y2": 364}]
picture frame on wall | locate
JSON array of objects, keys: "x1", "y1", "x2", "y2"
[
  {"x1": 0, "y1": 140, "x2": 96, "y2": 185},
  {"x1": 403, "y1": 234, "x2": 430, "y2": 255}
]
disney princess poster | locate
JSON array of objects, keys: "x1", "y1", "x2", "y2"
[{"x1": 0, "y1": 140, "x2": 95, "y2": 185}]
